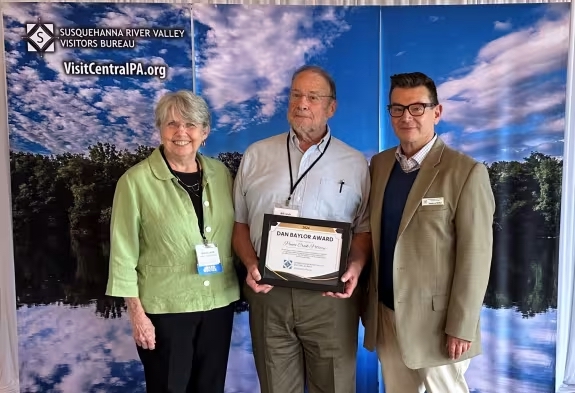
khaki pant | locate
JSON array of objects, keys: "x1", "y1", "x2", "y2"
[
  {"x1": 246, "y1": 284, "x2": 360, "y2": 393},
  {"x1": 377, "y1": 303, "x2": 471, "y2": 393}
]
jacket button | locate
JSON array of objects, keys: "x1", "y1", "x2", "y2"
[
  {"x1": 203, "y1": 280, "x2": 210, "y2": 286},
  {"x1": 205, "y1": 226, "x2": 212, "y2": 232},
  {"x1": 204, "y1": 201, "x2": 210, "y2": 207}
]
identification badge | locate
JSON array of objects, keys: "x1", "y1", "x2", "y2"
[
  {"x1": 422, "y1": 197, "x2": 445, "y2": 206},
  {"x1": 195, "y1": 243, "x2": 222, "y2": 275},
  {"x1": 273, "y1": 202, "x2": 300, "y2": 217}
]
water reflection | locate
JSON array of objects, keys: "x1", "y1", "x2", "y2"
[
  {"x1": 17, "y1": 303, "x2": 374, "y2": 392},
  {"x1": 484, "y1": 236, "x2": 558, "y2": 317},
  {"x1": 17, "y1": 303, "x2": 556, "y2": 393},
  {"x1": 15, "y1": 235, "x2": 559, "y2": 318},
  {"x1": 466, "y1": 308, "x2": 556, "y2": 393},
  {"x1": 12, "y1": 201, "x2": 558, "y2": 392},
  {"x1": 18, "y1": 303, "x2": 263, "y2": 393},
  {"x1": 18, "y1": 303, "x2": 145, "y2": 392}
]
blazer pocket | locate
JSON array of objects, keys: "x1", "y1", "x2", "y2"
[{"x1": 432, "y1": 294, "x2": 449, "y2": 311}]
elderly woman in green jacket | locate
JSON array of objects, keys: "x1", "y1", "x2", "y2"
[{"x1": 105, "y1": 90, "x2": 239, "y2": 393}]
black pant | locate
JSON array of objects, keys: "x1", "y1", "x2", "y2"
[{"x1": 136, "y1": 304, "x2": 235, "y2": 393}]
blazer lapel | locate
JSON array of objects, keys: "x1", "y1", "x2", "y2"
[
  {"x1": 370, "y1": 150, "x2": 396, "y2": 280},
  {"x1": 397, "y1": 139, "x2": 445, "y2": 240}
]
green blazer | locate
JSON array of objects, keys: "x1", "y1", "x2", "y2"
[
  {"x1": 362, "y1": 138, "x2": 495, "y2": 369},
  {"x1": 105, "y1": 147, "x2": 239, "y2": 314}
]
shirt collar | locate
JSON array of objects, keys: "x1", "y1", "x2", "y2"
[
  {"x1": 395, "y1": 133, "x2": 437, "y2": 165},
  {"x1": 289, "y1": 126, "x2": 331, "y2": 154}
]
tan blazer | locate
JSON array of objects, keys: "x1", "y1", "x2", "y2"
[{"x1": 362, "y1": 138, "x2": 495, "y2": 369}]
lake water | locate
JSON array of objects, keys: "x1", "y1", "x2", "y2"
[{"x1": 17, "y1": 305, "x2": 555, "y2": 393}]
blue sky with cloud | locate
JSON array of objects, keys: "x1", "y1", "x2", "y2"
[
  {"x1": 5, "y1": 3, "x2": 567, "y2": 164},
  {"x1": 3, "y1": 2, "x2": 193, "y2": 155},
  {"x1": 3, "y1": 3, "x2": 381, "y2": 160},
  {"x1": 380, "y1": 3, "x2": 570, "y2": 163},
  {"x1": 193, "y1": 5, "x2": 380, "y2": 159}
]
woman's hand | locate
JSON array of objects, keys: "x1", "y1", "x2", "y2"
[
  {"x1": 125, "y1": 297, "x2": 156, "y2": 350},
  {"x1": 130, "y1": 312, "x2": 156, "y2": 350}
]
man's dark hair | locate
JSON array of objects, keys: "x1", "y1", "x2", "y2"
[
  {"x1": 389, "y1": 72, "x2": 438, "y2": 105},
  {"x1": 291, "y1": 65, "x2": 337, "y2": 100}
]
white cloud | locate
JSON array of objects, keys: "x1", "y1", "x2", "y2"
[
  {"x1": 522, "y1": 137, "x2": 547, "y2": 148},
  {"x1": 3, "y1": 3, "x2": 75, "y2": 45},
  {"x1": 438, "y1": 131, "x2": 457, "y2": 147},
  {"x1": 192, "y1": 5, "x2": 350, "y2": 133},
  {"x1": 460, "y1": 138, "x2": 500, "y2": 154},
  {"x1": 494, "y1": 20, "x2": 512, "y2": 31},
  {"x1": 5, "y1": 50, "x2": 22, "y2": 68},
  {"x1": 545, "y1": 117, "x2": 566, "y2": 134},
  {"x1": 77, "y1": 87, "x2": 100, "y2": 101},
  {"x1": 429, "y1": 16, "x2": 440, "y2": 22},
  {"x1": 94, "y1": 4, "x2": 187, "y2": 28},
  {"x1": 95, "y1": 87, "x2": 155, "y2": 137},
  {"x1": 4, "y1": 58, "x2": 162, "y2": 154},
  {"x1": 131, "y1": 55, "x2": 166, "y2": 65},
  {"x1": 437, "y1": 10, "x2": 570, "y2": 135}
]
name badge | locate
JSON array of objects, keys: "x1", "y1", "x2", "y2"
[
  {"x1": 273, "y1": 201, "x2": 300, "y2": 217},
  {"x1": 273, "y1": 206, "x2": 300, "y2": 217},
  {"x1": 195, "y1": 243, "x2": 222, "y2": 275},
  {"x1": 422, "y1": 197, "x2": 444, "y2": 206}
]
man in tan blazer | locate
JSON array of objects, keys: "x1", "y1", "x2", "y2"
[{"x1": 362, "y1": 72, "x2": 495, "y2": 393}]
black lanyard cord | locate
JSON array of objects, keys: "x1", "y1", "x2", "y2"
[{"x1": 286, "y1": 132, "x2": 331, "y2": 205}]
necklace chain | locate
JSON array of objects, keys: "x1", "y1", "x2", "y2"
[
  {"x1": 172, "y1": 159, "x2": 202, "y2": 196},
  {"x1": 174, "y1": 173, "x2": 200, "y2": 192}
]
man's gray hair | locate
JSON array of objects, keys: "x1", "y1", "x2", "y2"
[
  {"x1": 291, "y1": 65, "x2": 337, "y2": 100},
  {"x1": 154, "y1": 90, "x2": 211, "y2": 130}
]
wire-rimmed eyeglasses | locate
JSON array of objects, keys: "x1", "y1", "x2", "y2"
[
  {"x1": 289, "y1": 91, "x2": 334, "y2": 104},
  {"x1": 387, "y1": 103, "x2": 437, "y2": 117}
]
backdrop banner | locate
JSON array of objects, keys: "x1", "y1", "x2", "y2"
[{"x1": 2, "y1": 2, "x2": 569, "y2": 392}]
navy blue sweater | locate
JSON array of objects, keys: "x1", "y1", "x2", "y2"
[{"x1": 379, "y1": 161, "x2": 419, "y2": 310}]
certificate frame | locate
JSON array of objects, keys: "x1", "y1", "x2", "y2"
[{"x1": 257, "y1": 214, "x2": 352, "y2": 292}]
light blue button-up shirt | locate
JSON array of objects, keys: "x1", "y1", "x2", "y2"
[{"x1": 234, "y1": 128, "x2": 371, "y2": 257}]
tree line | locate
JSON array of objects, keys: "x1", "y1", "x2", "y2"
[{"x1": 10, "y1": 143, "x2": 561, "y2": 318}]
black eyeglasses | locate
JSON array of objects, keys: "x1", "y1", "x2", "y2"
[{"x1": 387, "y1": 103, "x2": 437, "y2": 117}]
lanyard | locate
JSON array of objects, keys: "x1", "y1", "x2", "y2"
[{"x1": 286, "y1": 132, "x2": 331, "y2": 206}]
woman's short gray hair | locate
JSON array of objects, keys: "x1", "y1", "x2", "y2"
[{"x1": 154, "y1": 90, "x2": 211, "y2": 130}]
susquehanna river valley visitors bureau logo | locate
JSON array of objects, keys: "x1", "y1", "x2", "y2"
[
  {"x1": 22, "y1": 17, "x2": 57, "y2": 56},
  {"x1": 22, "y1": 17, "x2": 185, "y2": 56}
]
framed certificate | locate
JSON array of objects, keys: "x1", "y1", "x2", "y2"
[{"x1": 257, "y1": 214, "x2": 351, "y2": 292}]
